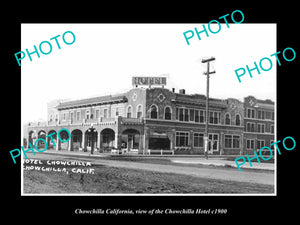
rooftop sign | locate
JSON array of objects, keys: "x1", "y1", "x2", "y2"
[{"x1": 132, "y1": 77, "x2": 167, "y2": 87}]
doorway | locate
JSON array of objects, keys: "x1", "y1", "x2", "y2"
[{"x1": 208, "y1": 133, "x2": 219, "y2": 154}]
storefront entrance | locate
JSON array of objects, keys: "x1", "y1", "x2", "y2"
[
  {"x1": 208, "y1": 133, "x2": 219, "y2": 154},
  {"x1": 122, "y1": 129, "x2": 140, "y2": 152}
]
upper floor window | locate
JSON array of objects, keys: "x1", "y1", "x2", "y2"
[
  {"x1": 86, "y1": 110, "x2": 90, "y2": 119},
  {"x1": 150, "y1": 105, "x2": 158, "y2": 119},
  {"x1": 127, "y1": 106, "x2": 132, "y2": 118},
  {"x1": 103, "y1": 108, "x2": 108, "y2": 118},
  {"x1": 247, "y1": 108, "x2": 255, "y2": 118},
  {"x1": 199, "y1": 110, "x2": 205, "y2": 123},
  {"x1": 236, "y1": 114, "x2": 241, "y2": 126},
  {"x1": 209, "y1": 111, "x2": 220, "y2": 124},
  {"x1": 95, "y1": 109, "x2": 100, "y2": 118},
  {"x1": 246, "y1": 122, "x2": 255, "y2": 132},
  {"x1": 137, "y1": 105, "x2": 143, "y2": 118},
  {"x1": 76, "y1": 111, "x2": 80, "y2": 121},
  {"x1": 257, "y1": 123, "x2": 265, "y2": 133},
  {"x1": 70, "y1": 112, "x2": 74, "y2": 121},
  {"x1": 164, "y1": 106, "x2": 171, "y2": 120},
  {"x1": 225, "y1": 113, "x2": 231, "y2": 125}
]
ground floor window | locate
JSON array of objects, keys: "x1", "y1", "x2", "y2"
[
  {"x1": 225, "y1": 135, "x2": 240, "y2": 148},
  {"x1": 257, "y1": 140, "x2": 265, "y2": 149},
  {"x1": 193, "y1": 133, "x2": 204, "y2": 147},
  {"x1": 246, "y1": 139, "x2": 255, "y2": 149},
  {"x1": 176, "y1": 132, "x2": 189, "y2": 147}
]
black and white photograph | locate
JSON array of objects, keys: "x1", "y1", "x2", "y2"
[{"x1": 20, "y1": 23, "x2": 276, "y2": 195}]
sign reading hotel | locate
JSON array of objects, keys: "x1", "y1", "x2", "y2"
[{"x1": 132, "y1": 77, "x2": 167, "y2": 87}]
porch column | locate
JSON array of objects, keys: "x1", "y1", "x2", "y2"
[
  {"x1": 138, "y1": 133, "x2": 143, "y2": 154},
  {"x1": 144, "y1": 127, "x2": 149, "y2": 154},
  {"x1": 189, "y1": 130, "x2": 193, "y2": 153},
  {"x1": 220, "y1": 132, "x2": 224, "y2": 155},
  {"x1": 81, "y1": 132, "x2": 85, "y2": 151},
  {"x1": 114, "y1": 133, "x2": 120, "y2": 149},
  {"x1": 68, "y1": 137, "x2": 71, "y2": 151},
  {"x1": 56, "y1": 136, "x2": 60, "y2": 151},
  {"x1": 97, "y1": 132, "x2": 101, "y2": 150}
]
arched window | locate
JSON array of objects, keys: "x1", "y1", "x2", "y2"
[
  {"x1": 164, "y1": 106, "x2": 171, "y2": 120},
  {"x1": 150, "y1": 105, "x2": 158, "y2": 119},
  {"x1": 236, "y1": 114, "x2": 241, "y2": 126},
  {"x1": 225, "y1": 113, "x2": 231, "y2": 125},
  {"x1": 137, "y1": 105, "x2": 143, "y2": 118},
  {"x1": 127, "y1": 106, "x2": 132, "y2": 118}
]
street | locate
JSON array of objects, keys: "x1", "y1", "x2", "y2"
[{"x1": 23, "y1": 151, "x2": 275, "y2": 186}]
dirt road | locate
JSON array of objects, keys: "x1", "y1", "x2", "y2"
[{"x1": 23, "y1": 152, "x2": 275, "y2": 186}]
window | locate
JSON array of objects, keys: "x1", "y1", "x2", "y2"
[
  {"x1": 115, "y1": 108, "x2": 119, "y2": 116},
  {"x1": 137, "y1": 105, "x2": 143, "y2": 118},
  {"x1": 150, "y1": 105, "x2": 158, "y2": 119},
  {"x1": 184, "y1": 109, "x2": 189, "y2": 121},
  {"x1": 86, "y1": 110, "x2": 90, "y2": 119},
  {"x1": 257, "y1": 123, "x2": 265, "y2": 133},
  {"x1": 271, "y1": 125, "x2": 274, "y2": 134},
  {"x1": 95, "y1": 109, "x2": 100, "y2": 118},
  {"x1": 225, "y1": 135, "x2": 240, "y2": 148},
  {"x1": 103, "y1": 108, "x2": 108, "y2": 118},
  {"x1": 179, "y1": 108, "x2": 184, "y2": 121},
  {"x1": 209, "y1": 111, "x2": 220, "y2": 124},
  {"x1": 209, "y1": 112, "x2": 214, "y2": 123},
  {"x1": 70, "y1": 112, "x2": 74, "y2": 121},
  {"x1": 194, "y1": 133, "x2": 204, "y2": 147},
  {"x1": 247, "y1": 108, "x2": 255, "y2": 118},
  {"x1": 246, "y1": 139, "x2": 255, "y2": 149},
  {"x1": 127, "y1": 106, "x2": 132, "y2": 118},
  {"x1": 225, "y1": 135, "x2": 232, "y2": 148},
  {"x1": 271, "y1": 112, "x2": 274, "y2": 120},
  {"x1": 195, "y1": 110, "x2": 200, "y2": 122},
  {"x1": 258, "y1": 110, "x2": 266, "y2": 119},
  {"x1": 76, "y1": 111, "x2": 80, "y2": 121},
  {"x1": 176, "y1": 108, "x2": 179, "y2": 120},
  {"x1": 164, "y1": 106, "x2": 171, "y2": 120},
  {"x1": 235, "y1": 114, "x2": 241, "y2": 126},
  {"x1": 225, "y1": 113, "x2": 231, "y2": 125},
  {"x1": 257, "y1": 140, "x2": 265, "y2": 149},
  {"x1": 176, "y1": 132, "x2": 189, "y2": 147},
  {"x1": 266, "y1": 111, "x2": 271, "y2": 120},
  {"x1": 49, "y1": 115, "x2": 53, "y2": 122},
  {"x1": 189, "y1": 109, "x2": 195, "y2": 121},
  {"x1": 246, "y1": 122, "x2": 255, "y2": 132},
  {"x1": 199, "y1": 110, "x2": 205, "y2": 123},
  {"x1": 232, "y1": 136, "x2": 240, "y2": 148},
  {"x1": 63, "y1": 113, "x2": 66, "y2": 121}
]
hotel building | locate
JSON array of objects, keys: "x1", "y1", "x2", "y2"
[{"x1": 23, "y1": 81, "x2": 275, "y2": 155}]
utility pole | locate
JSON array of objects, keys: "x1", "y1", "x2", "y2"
[{"x1": 201, "y1": 57, "x2": 215, "y2": 159}]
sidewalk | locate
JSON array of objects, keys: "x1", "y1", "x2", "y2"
[{"x1": 171, "y1": 158, "x2": 275, "y2": 171}]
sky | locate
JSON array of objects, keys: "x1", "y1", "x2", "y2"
[{"x1": 21, "y1": 23, "x2": 276, "y2": 123}]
